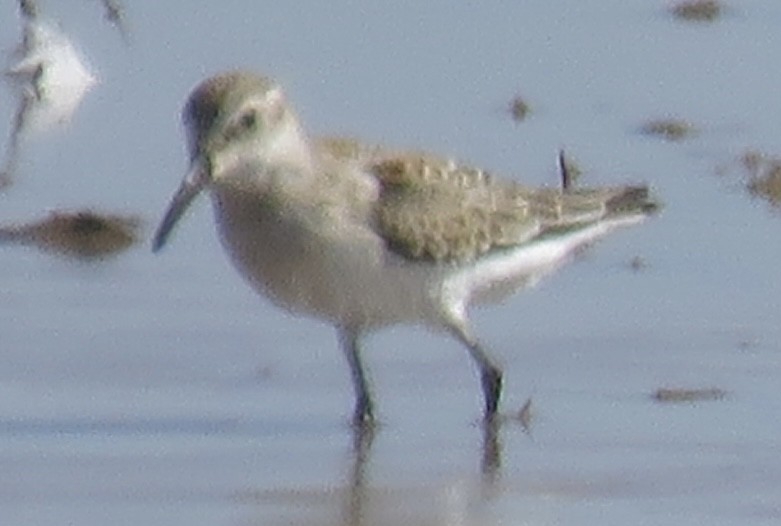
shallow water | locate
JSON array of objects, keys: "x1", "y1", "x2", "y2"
[{"x1": 2, "y1": 1, "x2": 781, "y2": 524}]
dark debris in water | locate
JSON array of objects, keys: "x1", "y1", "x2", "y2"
[
  {"x1": 517, "y1": 397, "x2": 533, "y2": 431},
  {"x1": 508, "y1": 95, "x2": 531, "y2": 123},
  {"x1": 629, "y1": 255, "x2": 648, "y2": 272},
  {"x1": 741, "y1": 151, "x2": 781, "y2": 209},
  {"x1": 557, "y1": 150, "x2": 583, "y2": 192},
  {"x1": 100, "y1": 0, "x2": 130, "y2": 43},
  {"x1": 670, "y1": 0, "x2": 724, "y2": 23},
  {"x1": 0, "y1": 209, "x2": 141, "y2": 260},
  {"x1": 651, "y1": 387, "x2": 727, "y2": 403},
  {"x1": 639, "y1": 118, "x2": 696, "y2": 142},
  {"x1": 19, "y1": 0, "x2": 39, "y2": 20}
]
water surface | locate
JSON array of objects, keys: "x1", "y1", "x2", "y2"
[{"x1": 2, "y1": 1, "x2": 781, "y2": 524}]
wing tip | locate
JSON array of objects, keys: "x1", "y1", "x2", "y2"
[{"x1": 606, "y1": 186, "x2": 661, "y2": 217}]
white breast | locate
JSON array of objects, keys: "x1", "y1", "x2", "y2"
[{"x1": 210, "y1": 186, "x2": 441, "y2": 329}]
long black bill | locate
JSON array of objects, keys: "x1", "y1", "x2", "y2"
[{"x1": 151, "y1": 161, "x2": 209, "y2": 252}]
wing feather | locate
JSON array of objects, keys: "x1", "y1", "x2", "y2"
[
  {"x1": 313, "y1": 137, "x2": 656, "y2": 263},
  {"x1": 369, "y1": 156, "x2": 652, "y2": 263}
]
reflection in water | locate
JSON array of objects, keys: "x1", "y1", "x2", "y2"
[
  {"x1": 0, "y1": 209, "x2": 141, "y2": 260},
  {"x1": 342, "y1": 422, "x2": 507, "y2": 526},
  {"x1": 342, "y1": 424, "x2": 376, "y2": 526},
  {"x1": 481, "y1": 418, "x2": 501, "y2": 490},
  {"x1": 242, "y1": 422, "x2": 506, "y2": 526},
  {"x1": 482, "y1": 399, "x2": 538, "y2": 491},
  {"x1": 2, "y1": 0, "x2": 98, "y2": 187}
]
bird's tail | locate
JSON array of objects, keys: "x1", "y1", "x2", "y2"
[{"x1": 605, "y1": 185, "x2": 660, "y2": 218}]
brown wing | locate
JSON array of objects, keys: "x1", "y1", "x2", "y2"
[{"x1": 369, "y1": 155, "x2": 654, "y2": 263}]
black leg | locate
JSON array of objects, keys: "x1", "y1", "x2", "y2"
[
  {"x1": 479, "y1": 360, "x2": 503, "y2": 419},
  {"x1": 446, "y1": 321, "x2": 504, "y2": 421},
  {"x1": 338, "y1": 327, "x2": 375, "y2": 426}
]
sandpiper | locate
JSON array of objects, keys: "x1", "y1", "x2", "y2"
[{"x1": 153, "y1": 71, "x2": 658, "y2": 425}]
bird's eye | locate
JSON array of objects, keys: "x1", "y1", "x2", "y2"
[{"x1": 240, "y1": 110, "x2": 257, "y2": 130}]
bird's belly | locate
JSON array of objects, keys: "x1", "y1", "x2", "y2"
[{"x1": 211, "y1": 195, "x2": 439, "y2": 329}]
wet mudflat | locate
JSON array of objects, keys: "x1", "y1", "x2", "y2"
[{"x1": 2, "y1": 1, "x2": 781, "y2": 525}]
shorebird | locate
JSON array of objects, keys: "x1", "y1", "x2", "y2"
[{"x1": 152, "y1": 71, "x2": 657, "y2": 425}]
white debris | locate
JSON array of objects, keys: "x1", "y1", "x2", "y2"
[{"x1": 6, "y1": 18, "x2": 98, "y2": 133}]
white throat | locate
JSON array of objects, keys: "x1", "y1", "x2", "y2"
[{"x1": 260, "y1": 113, "x2": 313, "y2": 173}]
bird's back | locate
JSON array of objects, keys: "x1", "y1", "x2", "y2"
[{"x1": 341, "y1": 143, "x2": 658, "y2": 264}]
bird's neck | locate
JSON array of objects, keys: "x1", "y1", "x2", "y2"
[{"x1": 262, "y1": 113, "x2": 314, "y2": 174}]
